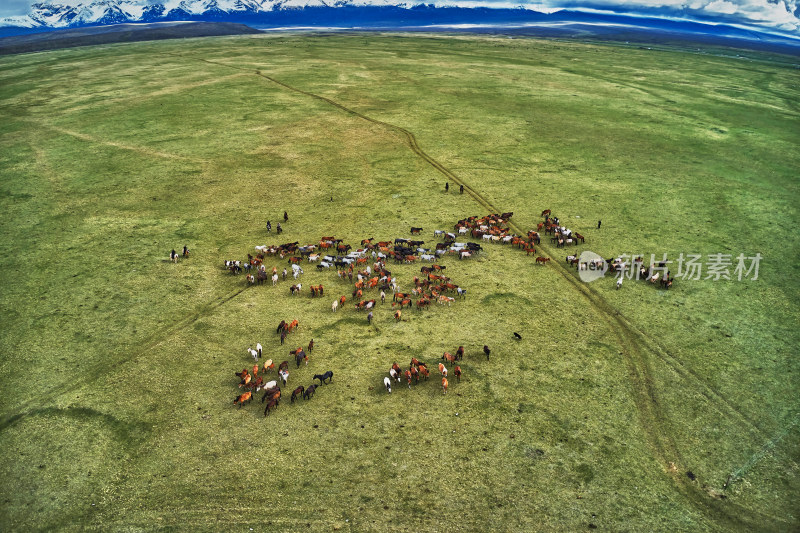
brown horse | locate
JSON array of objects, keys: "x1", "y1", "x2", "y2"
[
  {"x1": 264, "y1": 398, "x2": 279, "y2": 416},
  {"x1": 234, "y1": 391, "x2": 252, "y2": 407},
  {"x1": 419, "y1": 365, "x2": 430, "y2": 380},
  {"x1": 291, "y1": 386, "x2": 305, "y2": 403},
  {"x1": 303, "y1": 384, "x2": 317, "y2": 400},
  {"x1": 535, "y1": 257, "x2": 551, "y2": 265}
]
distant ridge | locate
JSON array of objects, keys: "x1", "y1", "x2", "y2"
[
  {"x1": 0, "y1": 22, "x2": 261, "y2": 55},
  {"x1": 1, "y1": 9, "x2": 798, "y2": 57}
]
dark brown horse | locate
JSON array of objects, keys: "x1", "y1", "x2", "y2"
[{"x1": 291, "y1": 386, "x2": 305, "y2": 403}]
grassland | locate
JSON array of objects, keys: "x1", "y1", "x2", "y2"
[{"x1": 0, "y1": 33, "x2": 798, "y2": 531}]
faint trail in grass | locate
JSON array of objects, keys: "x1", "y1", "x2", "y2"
[
  {"x1": 20, "y1": 118, "x2": 203, "y2": 162},
  {"x1": 727, "y1": 414, "x2": 800, "y2": 486},
  {"x1": 65, "y1": 72, "x2": 251, "y2": 115},
  {"x1": 0, "y1": 286, "x2": 248, "y2": 431}
]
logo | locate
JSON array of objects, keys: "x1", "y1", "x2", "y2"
[{"x1": 577, "y1": 250, "x2": 608, "y2": 283}]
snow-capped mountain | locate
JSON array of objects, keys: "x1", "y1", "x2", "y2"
[{"x1": 5, "y1": 0, "x2": 362, "y2": 28}]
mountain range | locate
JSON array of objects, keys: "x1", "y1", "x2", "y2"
[{"x1": 1, "y1": 0, "x2": 799, "y2": 55}]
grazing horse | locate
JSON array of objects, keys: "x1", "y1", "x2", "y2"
[
  {"x1": 303, "y1": 384, "x2": 317, "y2": 400},
  {"x1": 248, "y1": 376, "x2": 263, "y2": 391},
  {"x1": 262, "y1": 359, "x2": 274, "y2": 373},
  {"x1": 264, "y1": 398, "x2": 279, "y2": 416},
  {"x1": 261, "y1": 386, "x2": 281, "y2": 404},
  {"x1": 405, "y1": 370, "x2": 413, "y2": 389},
  {"x1": 454, "y1": 366, "x2": 462, "y2": 382},
  {"x1": 290, "y1": 283, "x2": 302, "y2": 295},
  {"x1": 456, "y1": 346, "x2": 464, "y2": 360},
  {"x1": 384, "y1": 376, "x2": 392, "y2": 393},
  {"x1": 291, "y1": 386, "x2": 305, "y2": 403},
  {"x1": 332, "y1": 299, "x2": 339, "y2": 312},
  {"x1": 541, "y1": 209, "x2": 551, "y2": 217},
  {"x1": 483, "y1": 345, "x2": 491, "y2": 360},
  {"x1": 276, "y1": 320, "x2": 287, "y2": 334},
  {"x1": 394, "y1": 310, "x2": 401, "y2": 321},
  {"x1": 442, "y1": 377, "x2": 449, "y2": 394},
  {"x1": 438, "y1": 363, "x2": 448, "y2": 377},
  {"x1": 259, "y1": 380, "x2": 278, "y2": 393},
  {"x1": 234, "y1": 391, "x2": 252, "y2": 407},
  {"x1": 535, "y1": 257, "x2": 551, "y2": 265},
  {"x1": 314, "y1": 371, "x2": 334, "y2": 384},
  {"x1": 410, "y1": 227, "x2": 423, "y2": 235},
  {"x1": 418, "y1": 365, "x2": 430, "y2": 380},
  {"x1": 294, "y1": 349, "x2": 307, "y2": 368},
  {"x1": 442, "y1": 352, "x2": 457, "y2": 364},
  {"x1": 392, "y1": 299, "x2": 412, "y2": 309}
]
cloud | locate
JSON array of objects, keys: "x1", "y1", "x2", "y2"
[
  {"x1": 705, "y1": 0, "x2": 738, "y2": 14},
  {"x1": 0, "y1": 0, "x2": 32, "y2": 18},
  {"x1": 534, "y1": 0, "x2": 800, "y2": 32}
]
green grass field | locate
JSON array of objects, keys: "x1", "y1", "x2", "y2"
[{"x1": 0, "y1": 33, "x2": 798, "y2": 531}]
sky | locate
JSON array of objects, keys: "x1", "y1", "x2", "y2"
[{"x1": 0, "y1": 0, "x2": 799, "y2": 36}]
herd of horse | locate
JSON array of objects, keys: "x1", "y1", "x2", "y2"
[
  {"x1": 233, "y1": 339, "x2": 334, "y2": 416},
  {"x1": 226, "y1": 207, "x2": 676, "y2": 416}
]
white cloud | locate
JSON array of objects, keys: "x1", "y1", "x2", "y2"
[{"x1": 705, "y1": 0, "x2": 738, "y2": 14}]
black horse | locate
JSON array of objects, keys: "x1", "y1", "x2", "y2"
[
  {"x1": 313, "y1": 371, "x2": 334, "y2": 385},
  {"x1": 303, "y1": 384, "x2": 317, "y2": 400},
  {"x1": 295, "y1": 350, "x2": 306, "y2": 368}
]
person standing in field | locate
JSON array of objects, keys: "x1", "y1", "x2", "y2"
[
  {"x1": 266, "y1": 220, "x2": 272, "y2": 232},
  {"x1": 284, "y1": 211, "x2": 288, "y2": 222},
  {"x1": 597, "y1": 220, "x2": 602, "y2": 229},
  {"x1": 445, "y1": 182, "x2": 449, "y2": 192},
  {"x1": 460, "y1": 184, "x2": 464, "y2": 194}
]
